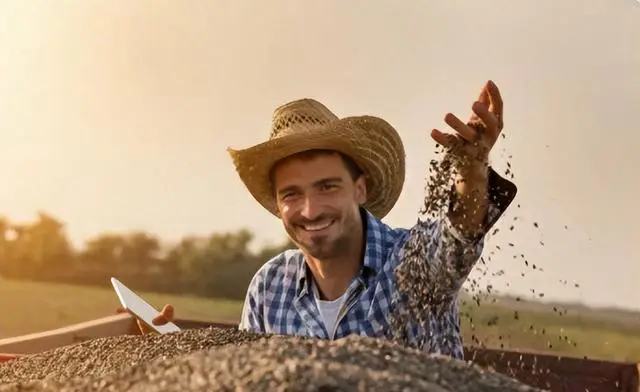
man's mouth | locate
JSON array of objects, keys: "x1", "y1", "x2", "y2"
[{"x1": 299, "y1": 220, "x2": 335, "y2": 232}]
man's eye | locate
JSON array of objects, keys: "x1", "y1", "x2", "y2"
[
  {"x1": 320, "y1": 184, "x2": 337, "y2": 191},
  {"x1": 281, "y1": 192, "x2": 296, "y2": 200}
]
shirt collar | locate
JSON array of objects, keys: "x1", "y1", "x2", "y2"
[{"x1": 296, "y1": 207, "x2": 387, "y2": 297}]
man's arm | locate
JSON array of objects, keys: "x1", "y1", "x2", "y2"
[
  {"x1": 449, "y1": 159, "x2": 491, "y2": 238},
  {"x1": 407, "y1": 80, "x2": 514, "y2": 314},
  {"x1": 238, "y1": 272, "x2": 266, "y2": 333},
  {"x1": 408, "y1": 166, "x2": 516, "y2": 314}
]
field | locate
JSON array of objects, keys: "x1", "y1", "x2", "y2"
[{"x1": 0, "y1": 278, "x2": 638, "y2": 363}]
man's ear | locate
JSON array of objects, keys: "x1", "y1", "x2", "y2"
[{"x1": 355, "y1": 175, "x2": 367, "y2": 205}]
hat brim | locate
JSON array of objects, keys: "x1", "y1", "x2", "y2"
[{"x1": 227, "y1": 115, "x2": 406, "y2": 219}]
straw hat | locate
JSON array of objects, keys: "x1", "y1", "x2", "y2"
[{"x1": 227, "y1": 98, "x2": 406, "y2": 219}]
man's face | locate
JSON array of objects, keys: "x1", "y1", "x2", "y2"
[{"x1": 272, "y1": 151, "x2": 367, "y2": 260}]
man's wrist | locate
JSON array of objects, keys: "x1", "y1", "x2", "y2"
[
  {"x1": 447, "y1": 160, "x2": 490, "y2": 238},
  {"x1": 454, "y1": 162, "x2": 489, "y2": 195}
]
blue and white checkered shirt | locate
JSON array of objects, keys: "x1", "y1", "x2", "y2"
[{"x1": 239, "y1": 169, "x2": 516, "y2": 359}]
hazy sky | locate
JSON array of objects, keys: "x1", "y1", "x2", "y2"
[{"x1": 0, "y1": 0, "x2": 638, "y2": 311}]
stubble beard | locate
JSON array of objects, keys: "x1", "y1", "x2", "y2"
[{"x1": 287, "y1": 215, "x2": 358, "y2": 261}]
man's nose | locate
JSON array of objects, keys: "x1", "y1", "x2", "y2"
[{"x1": 300, "y1": 196, "x2": 322, "y2": 220}]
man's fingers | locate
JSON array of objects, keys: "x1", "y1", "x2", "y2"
[
  {"x1": 471, "y1": 101, "x2": 499, "y2": 138},
  {"x1": 162, "y1": 304, "x2": 174, "y2": 320},
  {"x1": 137, "y1": 319, "x2": 154, "y2": 335},
  {"x1": 469, "y1": 82, "x2": 491, "y2": 123},
  {"x1": 486, "y1": 80, "x2": 504, "y2": 122},
  {"x1": 152, "y1": 304, "x2": 174, "y2": 326},
  {"x1": 430, "y1": 129, "x2": 459, "y2": 151},
  {"x1": 117, "y1": 306, "x2": 148, "y2": 334},
  {"x1": 152, "y1": 315, "x2": 167, "y2": 326},
  {"x1": 432, "y1": 80, "x2": 504, "y2": 160},
  {"x1": 444, "y1": 113, "x2": 477, "y2": 142},
  {"x1": 478, "y1": 83, "x2": 491, "y2": 105}
]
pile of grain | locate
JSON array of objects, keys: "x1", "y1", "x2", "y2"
[
  {"x1": 0, "y1": 327, "x2": 267, "y2": 384},
  {"x1": 0, "y1": 329, "x2": 540, "y2": 392}
]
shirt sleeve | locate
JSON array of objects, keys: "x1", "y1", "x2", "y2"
[
  {"x1": 407, "y1": 167, "x2": 517, "y2": 314},
  {"x1": 238, "y1": 271, "x2": 266, "y2": 333}
]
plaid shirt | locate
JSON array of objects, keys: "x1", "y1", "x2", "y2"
[{"x1": 239, "y1": 169, "x2": 516, "y2": 359}]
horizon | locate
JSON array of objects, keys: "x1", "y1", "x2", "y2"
[{"x1": 1, "y1": 206, "x2": 639, "y2": 314}]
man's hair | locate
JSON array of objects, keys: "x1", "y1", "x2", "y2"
[
  {"x1": 332, "y1": 150, "x2": 364, "y2": 181},
  {"x1": 269, "y1": 149, "x2": 364, "y2": 193}
]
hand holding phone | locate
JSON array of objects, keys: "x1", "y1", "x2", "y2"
[{"x1": 111, "y1": 277, "x2": 181, "y2": 334}]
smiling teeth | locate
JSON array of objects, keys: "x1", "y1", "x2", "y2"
[{"x1": 304, "y1": 221, "x2": 332, "y2": 231}]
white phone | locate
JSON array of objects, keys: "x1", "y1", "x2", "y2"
[{"x1": 111, "y1": 277, "x2": 181, "y2": 334}]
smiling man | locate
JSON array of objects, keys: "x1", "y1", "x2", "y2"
[{"x1": 147, "y1": 81, "x2": 517, "y2": 360}]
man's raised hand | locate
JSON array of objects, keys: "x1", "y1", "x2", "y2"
[{"x1": 430, "y1": 80, "x2": 504, "y2": 163}]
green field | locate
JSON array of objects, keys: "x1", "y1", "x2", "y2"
[{"x1": 0, "y1": 278, "x2": 638, "y2": 363}]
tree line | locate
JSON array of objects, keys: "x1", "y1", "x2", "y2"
[{"x1": 0, "y1": 211, "x2": 294, "y2": 300}]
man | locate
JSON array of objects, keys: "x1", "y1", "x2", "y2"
[{"x1": 142, "y1": 80, "x2": 517, "y2": 360}]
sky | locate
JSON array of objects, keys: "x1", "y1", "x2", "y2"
[{"x1": 0, "y1": 0, "x2": 638, "y2": 311}]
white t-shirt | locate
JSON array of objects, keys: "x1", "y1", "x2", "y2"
[{"x1": 313, "y1": 285, "x2": 346, "y2": 335}]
